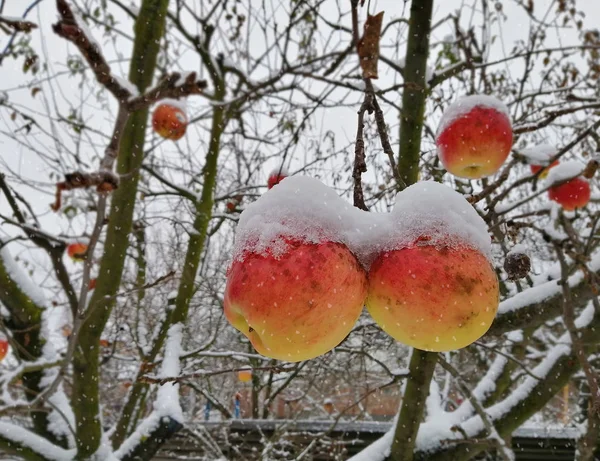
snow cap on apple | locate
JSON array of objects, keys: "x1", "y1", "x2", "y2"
[
  {"x1": 519, "y1": 144, "x2": 560, "y2": 178},
  {"x1": 546, "y1": 160, "x2": 591, "y2": 211},
  {"x1": 366, "y1": 181, "x2": 499, "y2": 352},
  {"x1": 224, "y1": 176, "x2": 368, "y2": 362},
  {"x1": 436, "y1": 95, "x2": 513, "y2": 179}
]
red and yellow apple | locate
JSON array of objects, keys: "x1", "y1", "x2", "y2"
[
  {"x1": 267, "y1": 170, "x2": 288, "y2": 189},
  {"x1": 436, "y1": 103, "x2": 513, "y2": 179},
  {"x1": 0, "y1": 339, "x2": 8, "y2": 362},
  {"x1": 366, "y1": 243, "x2": 499, "y2": 352},
  {"x1": 152, "y1": 103, "x2": 188, "y2": 140},
  {"x1": 238, "y1": 368, "x2": 252, "y2": 382},
  {"x1": 548, "y1": 177, "x2": 591, "y2": 211},
  {"x1": 530, "y1": 160, "x2": 559, "y2": 179},
  {"x1": 67, "y1": 243, "x2": 88, "y2": 261},
  {"x1": 224, "y1": 240, "x2": 367, "y2": 361}
]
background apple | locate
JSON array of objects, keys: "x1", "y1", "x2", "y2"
[
  {"x1": 436, "y1": 96, "x2": 513, "y2": 179},
  {"x1": 267, "y1": 168, "x2": 288, "y2": 189},
  {"x1": 152, "y1": 102, "x2": 188, "y2": 140},
  {"x1": 548, "y1": 177, "x2": 591, "y2": 211},
  {"x1": 366, "y1": 244, "x2": 499, "y2": 352},
  {"x1": 530, "y1": 160, "x2": 559, "y2": 178},
  {"x1": 67, "y1": 242, "x2": 88, "y2": 261},
  {"x1": 224, "y1": 240, "x2": 367, "y2": 362},
  {"x1": 0, "y1": 339, "x2": 8, "y2": 362}
]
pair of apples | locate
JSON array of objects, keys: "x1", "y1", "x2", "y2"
[{"x1": 224, "y1": 179, "x2": 499, "y2": 362}]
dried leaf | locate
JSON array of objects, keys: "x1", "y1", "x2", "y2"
[
  {"x1": 357, "y1": 11, "x2": 384, "y2": 80},
  {"x1": 31, "y1": 87, "x2": 41, "y2": 97}
]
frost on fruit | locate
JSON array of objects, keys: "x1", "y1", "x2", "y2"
[
  {"x1": 545, "y1": 160, "x2": 586, "y2": 186},
  {"x1": 435, "y1": 94, "x2": 513, "y2": 179},
  {"x1": 436, "y1": 94, "x2": 510, "y2": 138},
  {"x1": 226, "y1": 176, "x2": 499, "y2": 358},
  {"x1": 519, "y1": 144, "x2": 557, "y2": 165}
]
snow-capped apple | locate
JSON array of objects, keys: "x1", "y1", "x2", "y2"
[
  {"x1": 67, "y1": 243, "x2": 88, "y2": 261},
  {"x1": 224, "y1": 240, "x2": 367, "y2": 362},
  {"x1": 365, "y1": 181, "x2": 499, "y2": 352},
  {"x1": 152, "y1": 101, "x2": 188, "y2": 140},
  {"x1": 267, "y1": 168, "x2": 288, "y2": 189},
  {"x1": 0, "y1": 339, "x2": 8, "y2": 362},
  {"x1": 530, "y1": 160, "x2": 559, "y2": 179},
  {"x1": 366, "y1": 243, "x2": 499, "y2": 352},
  {"x1": 548, "y1": 177, "x2": 591, "y2": 211},
  {"x1": 436, "y1": 95, "x2": 513, "y2": 179}
]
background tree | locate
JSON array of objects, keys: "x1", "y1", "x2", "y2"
[{"x1": 0, "y1": 0, "x2": 599, "y2": 460}]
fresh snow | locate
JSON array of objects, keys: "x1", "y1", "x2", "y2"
[
  {"x1": 507, "y1": 243, "x2": 528, "y2": 256},
  {"x1": 113, "y1": 75, "x2": 139, "y2": 97},
  {"x1": 233, "y1": 177, "x2": 492, "y2": 269},
  {"x1": 436, "y1": 94, "x2": 511, "y2": 136},
  {"x1": 519, "y1": 144, "x2": 557, "y2": 165},
  {"x1": 115, "y1": 323, "x2": 184, "y2": 459},
  {"x1": 157, "y1": 97, "x2": 188, "y2": 114},
  {"x1": 0, "y1": 422, "x2": 76, "y2": 460},
  {"x1": 545, "y1": 160, "x2": 586, "y2": 186},
  {"x1": 0, "y1": 241, "x2": 47, "y2": 307},
  {"x1": 155, "y1": 323, "x2": 184, "y2": 422}
]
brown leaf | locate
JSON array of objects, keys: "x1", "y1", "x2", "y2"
[
  {"x1": 582, "y1": 158, "x2": 599, "y2": 179},
  {"x1": 357, "y1": 11, "x2": 384, "y2": 80},
  {"x1": 31, "y1": 87, "x2": 41, "y2": 97}
]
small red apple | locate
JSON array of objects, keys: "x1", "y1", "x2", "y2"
[
  {"x1": 0, "y1": 339, "x2": 9, "y2": 362},
  {"x1": 224, "y1": 240, "x2": 367, "y2": 362},
  {"x1": 152, "y1": 102, "x2": 188, "y2": 140},
  {"x1": 530, "y1": 160, "x2": 559, "y2": 179},
  {"x1": 267, "y1": 168, "x2": 288, "y2": 189},
  {"x1": 67, "y1": 243, "x2": 88, "y2": 261},
  {"x1": 366, "y1": 243, "x2": 499, "y2": 352},
  {"x1": 548, "y1": 177, "x2": 591, "y2": 211},
  {"x1": 226, "y1": 201, "x2": 237, "y2": 213},
  {"x1": 88, "y1": 278, "x2": 97, "y2": 290},
  {"x1": 436, "y1": 95, "x2": 513, "y2": 179}
]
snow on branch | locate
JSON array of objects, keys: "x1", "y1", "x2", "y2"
[
  {"x1": 53, "y1": 0, "x2": 136, "y2": 102},
  {"x1": 114, "y1": 323, "x2": 184, "y2": 460},
  {"x1": 0, "y1": 240, "x2": 46, "y2": 313},
  {"x1": 0, "y1": 421, "x2": 75, "y2": 460},
  {"x1": 489, "y1": 250, "x2": 600, "y2": 336}
]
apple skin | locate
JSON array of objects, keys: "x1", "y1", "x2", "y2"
[
  {"x1": 366, "y1": 244, "x2": 499, "y2": 352},
  {"x1": 67, "y1": 243, "x2": 88, "y2": 261},
  {"x1": 224, "y1": 241, "x2": 367, "y2": 362},
  {"x1": 436, "y1": 106, "x2": 513, "y2": 179},
  {"x1": 530, "y1": 160, "x2": 559, "y2": 179},
  {"x1": 268, "y1": 173, "x2": 287, "y2": 189},
  {"x1": 0, "y1": 339, "x2": 8, "y2": 362},
  {"x1": 548, "y1": 177, "x2": 591, "y2": 211},
  {"x1": 238, "y1": 369, "x2": 252, "y2": 382},
  {"x1": 152, "y1": 103, "x2": 188, "y2": 140}
]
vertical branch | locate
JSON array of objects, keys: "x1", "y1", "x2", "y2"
[
  {"x1": 397, "y1": 0, "x2": 434, "y2": 189},
  {"x1": 62, "y1": 0, "x2": 170, "y2": 456},
  {"x1": 390, "y1": 349, "x2": 437, "y2": 461},
  {"x1": 388, "y1": 2, "x2": 436, "y2": 460}
]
